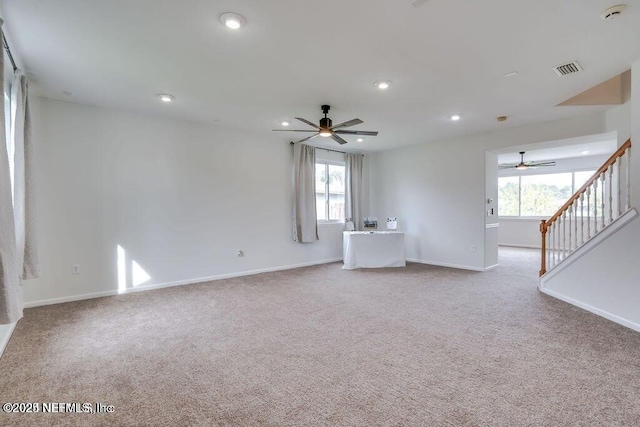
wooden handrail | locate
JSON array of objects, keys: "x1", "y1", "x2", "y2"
[
  {"x1": 539, "y1": 139, "x2": 631, "y2": 277},
  {"x1": 545, "y1": 139, "x2": 631, "y2": 227}
]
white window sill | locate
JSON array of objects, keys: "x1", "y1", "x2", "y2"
[
  {"x1": 499, "y1": 216, "x2": 548, "y2": 221},
  {"x1": 318, "y1": 221, "x2": 345, "y2": 227}
]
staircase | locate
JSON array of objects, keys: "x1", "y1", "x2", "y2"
[{"x1": 539, "y1": 139, "x2": 632, "y2": 277}]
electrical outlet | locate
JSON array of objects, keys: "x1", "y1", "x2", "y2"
[
  {"x1": 72, "y1": 264, "x2": 80, "y2": 275},
  {"x1": 471, "y1": 245, "x2": 477, "y2": 253}
]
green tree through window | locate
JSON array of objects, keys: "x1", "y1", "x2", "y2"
[{"x1": 499, "y1": 170, "x2": 596, "y2": 217}]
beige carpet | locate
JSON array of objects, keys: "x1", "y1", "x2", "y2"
[{"x1": 1, "y1": 247, "x2": 639, "y2": 426}]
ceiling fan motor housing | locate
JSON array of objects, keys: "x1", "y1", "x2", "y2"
[{"x1": 320, "y1": 117, "x2": 332, "y2": 128}]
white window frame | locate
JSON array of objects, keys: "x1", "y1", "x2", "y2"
[
  {"x1": 498, "y1": 168, "x2": 597, "y2": 219},
  {"x1": 316, "y1": 159, "x2": 346, "y2": 225}
]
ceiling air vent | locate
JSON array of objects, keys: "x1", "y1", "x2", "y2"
[
  {"x1": 601, "y1": 5, "x2": 627, "y2": 21},
  {"x1": 553, "y1": 61, "x2": 583, "y2": 77}
]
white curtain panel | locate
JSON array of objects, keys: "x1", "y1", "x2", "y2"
[
  {"x1": 345, "y1": 153, "x2": 363, "y2": 231},
  {"x1": 12, "y1": 72, "x2": 40, "y2": 279},
  {"x1": 0, "y1": 19, "x2": 23, "y2": 324},
  {"x1": 292, "y1": 143, "x2": 318, "y2": 242}
]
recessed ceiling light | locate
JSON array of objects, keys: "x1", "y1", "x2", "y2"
[
  {"x1": 504, "y1": 71, "x2": 518, "y2": 77},
  {"x1": 450, "y1": 115, "x2": 461, "y2": 121},
  {"x1": 157, "y1": 93, "x2": 174, "y2": 103},
  {"x1": 581, "y1": 150, "x2": 590, "y2": 155},
  {"x1": 281, "y1": 121, "x2": 290, "y2": 127},
  {"x1": 374, "y1": 81, "x2": 391, "y2": 90},
  {"x1": 357, "y1": 138, "x2": 364, "y2": 142},
  {"x1": 220, "y1": 12, "x2": 246, "y2": 29}
]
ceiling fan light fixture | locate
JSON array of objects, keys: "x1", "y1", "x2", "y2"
[
  {"x1": 319, "y1": 130, "x2": 332, "y2": 137},
  {"x1": 515, "y1": 164, "x2": 528, "y2": 170},
  {"x1": 374, "y1": 81, "x2": 391, "y2": 90},
  {"x1": 220, "y1": 13, "x2": 246, "y2": 29}
]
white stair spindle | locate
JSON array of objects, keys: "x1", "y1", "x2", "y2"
[
  {"x1": 608, "y1": 165, "x2": 613, "y2": 224},
  {"x1": 555, "y1": 220, "x2": 560, "y2": 266},
  {"x1": 550, "y1": 222, "x2": 555, "y2": 268},
  {"x1": 601, "y1": 173, "x2": 606, "y2": 230},
  {"x1": 562, "y1": 211, "x2": 567, "y2": 260},
  {"x1": 593, "y1": 180, "x2": 599, "y2": 234},
  {"x1": 586, "y1": 186, "x2": 591, "y2": 239},
  {"x1": 627, "y1": 149, "x2": 632, "y2": 211},
  {"x1": 574, "y1": 201, "x2": 578, "y2": 251},
  {"x1": 580, "y1": 193, "x2": 585, "y2": 245},
  {"x1": 546, "y1": 227, "x2": 553, "y2": 269},
  {"x1": 617, "y1": 159, "x2": 622, "y2": 217},
  {"x1": 625, "y1": 148, "x2": 631, "y2": 212},
  {"x1": 568, "y1": 205, "x2": 573, "y2": 252},
  {"x1": 557, "y1": 219, "x2": 562, "y2": 264}
]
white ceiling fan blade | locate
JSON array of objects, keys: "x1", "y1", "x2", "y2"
[
  {"x1": 332, "y1": 118, "x2": 363, "y2": 130},
  {"x1": 294, "y1": 133, "x2": 319, "y2": 144},
  {"x1": 295, "y1": 117, "x2": 320, "y2": 129},
  {"x1": 331, "y1": 133, "x2": 349, "y2": 145}
]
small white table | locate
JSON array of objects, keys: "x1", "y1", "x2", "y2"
[{"x1": 343, "y1": 231, "x2": 406, "y2": 270}]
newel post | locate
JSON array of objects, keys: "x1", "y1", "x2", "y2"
[{"x1": 539, "y1": 220, "x2": 547, "y2": 277}]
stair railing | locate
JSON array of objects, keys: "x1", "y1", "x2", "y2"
[{"x1": 539, "y1": 139, "x2": 632, "y2": 276}]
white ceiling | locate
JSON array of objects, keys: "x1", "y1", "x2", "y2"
[
  {"x1": 1, "y1": 0, "x2": 639, "y2": 152},
  {"x1": 497, "y1": 138, "x2": 618, "y2": 164}
]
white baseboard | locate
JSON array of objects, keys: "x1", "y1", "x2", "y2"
[
  {"x1": 484, "y1": 263, "x2": 500, "y2": 271},
  {"x1": 24, "y1": 290, "x2": 119, "y2": 308},
  {"x1": 540, "y1": 288, "x2": 640, "y2": 333},
  {"x1": 406, "y1": 258, "x2": 485, "y2": 272},
  {"x1": 24, "y1": 257, "x2": 343, "y2": 309},
  {"x1": 0, "y1": 322, "x2": 17, "y2": 358},
  {"x1": 499, "y1": 244, "x2": 541, "y2": 249}
]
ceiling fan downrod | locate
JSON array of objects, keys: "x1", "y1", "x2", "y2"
[{"x1": 320, "y1": 105, "x2": 332, "y2": 128}]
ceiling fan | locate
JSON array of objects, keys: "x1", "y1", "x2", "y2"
[
  {"x1": 273, "y1": 105, "x2": 378, "y2": 145},
  {"x1": 499, "y1": 151, "x2": 556, "y2": 170}
]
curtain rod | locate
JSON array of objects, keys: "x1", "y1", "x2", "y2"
[
  {"x1": 290, "y1": 141, "x2": 364, "y2": 157},
  {"x1": 2, "y1": 32, "x2": 17, "y2": 72}
]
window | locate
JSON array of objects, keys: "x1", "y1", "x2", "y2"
[
  {"x1": 499, "y1": 170, "x2": 596, "y2": 217},
  {"x1": 315, "y1": 161, "x2": 345, "y2": 222}
]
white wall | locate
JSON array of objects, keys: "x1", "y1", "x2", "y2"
[
  {"x1": 632, "y1": 59, "x2": 640, "y2": 205},
  {"x1": 370, "y1": 113, "x2": 607, "y2": 271},
  {"x1": 498, "y1": 219, "x2": 542, "y2": 248},
  {"x1": 484, "y1": 151, "x2": 498, "y2": 268},
  {"x1": 541, "y1": 213, "x2": 640, "y2": 331},
  {"x1": 24, "y1": 97, "x2": 359, "y2": 306}
]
